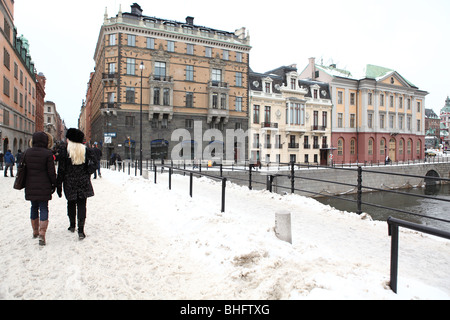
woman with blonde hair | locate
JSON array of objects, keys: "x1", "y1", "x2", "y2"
[{"x1": 56, "y1": 128, "x2": 95, "y2": 239}]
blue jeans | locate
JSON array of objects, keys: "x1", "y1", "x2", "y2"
[{"x1": 30, "y1": 201, "x2": 49, "y2": 221}]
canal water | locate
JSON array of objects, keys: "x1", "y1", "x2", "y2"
[{"x1": 316, "y1": 183, "x2": 450, "y2": 233}]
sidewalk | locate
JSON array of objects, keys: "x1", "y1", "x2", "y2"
[{"x1": 1, "y1": 169, "x2": 449, "y2": 299}]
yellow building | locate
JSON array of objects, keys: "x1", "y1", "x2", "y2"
[{"x1": 88, "y1": 4, "x2": 251, "y2": 162}]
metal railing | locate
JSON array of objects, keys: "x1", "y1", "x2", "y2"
[{"x1": 387, "y1": 217, "x2": 450, "y2": 293}]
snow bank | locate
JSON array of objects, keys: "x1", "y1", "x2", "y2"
[{"x1": 0, "y1": 169, "x2": 449, "y2": 300}]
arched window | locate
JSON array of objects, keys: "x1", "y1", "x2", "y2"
[
  {"x1": 368, "y1": 138, "x2": 374, "y2": 155},
  {"x1": 399, "y1": 139, "x2": 404, "y2": 155},
  {"x1": 380, "y1": 138, "x2": 385, "y2": 155},
  {"x1": 407, "y1": 139, "x2": 412, "y2": 154},
  {"x1": 416, "y1": 140, "x2": 421, "y2": 156},
  {"x1": 337, "y1": 138, "x2": 344, "y2": 155}
]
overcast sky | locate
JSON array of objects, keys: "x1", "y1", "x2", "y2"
[{"x1": 14, "y1": 0, "x2": 450, "y2": 129}]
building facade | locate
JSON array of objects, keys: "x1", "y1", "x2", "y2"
[
  {"x1": 440, "y1": 96, "x2": 450, "y2": 149},
  {"x1": 249, "y1": 65, "x2": 332, "y2": 165},
  {"x1": 35, "y1": 72, "x2": 46, "y2": 132},
  {"x1": 300, "y1": 58, "x2": 428, "y2": 164},
  {"x1": 88, "y1": 3, "x2": 251, "y2": 162},
  {"x1": 0, "y1": 0, "x2": 37, "y2": 153}
]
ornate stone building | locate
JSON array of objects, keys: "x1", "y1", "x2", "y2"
[
  {"x1": 249, "y1": 65, "x2": 332, "y2": 165},
  {"x1": 88, "y1": 3, "x2": 251, "y2": 162}
]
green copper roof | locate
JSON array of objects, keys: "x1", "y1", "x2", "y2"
[{"x1": 365, "y1": 64, "x2": 415, "y2": 87}]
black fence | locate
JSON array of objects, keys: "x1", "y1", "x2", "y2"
[{"x1": 104, "y1": 158, "x2": 450, "y2": 294}]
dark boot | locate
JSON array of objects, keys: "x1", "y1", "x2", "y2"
[
  {"x1": 78, "y1": 219, "x2": 86, "y2": 240},
  {"x1": 67, "y1": 203, "x2": 76, "y2": 232}
]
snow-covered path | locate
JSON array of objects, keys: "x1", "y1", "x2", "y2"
[{"x1": 1, "y1": 169, "x2": 449, "y2": 300}]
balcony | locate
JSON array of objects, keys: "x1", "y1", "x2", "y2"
[
  {"x1": 102, "y1": 73, "x2": 118, "y2": 85},
  {"x1": 208, "y1": 81, "x2": 229, "y2": 88},
  {"x1": 313, "y1": 144, "x2": 320, "y2": 149},
  {"x1": 288, "y1": 143, "x2": 299, "y2": 149},
  {"x1": 264, "y1": 143, "x2": 272, "y2": 149},
  {"x1": 261, "y1": 122, "x2": 279, "y2": 131},
  {"x1": 311, "y1": 125, "x2": 327, "y2": 132},
  {"x1": 101, "y1": 102, "x2": 118, "y2": 109},
  {"x1": 303, "y1": 144, "x2": 311, "y2": 149}
]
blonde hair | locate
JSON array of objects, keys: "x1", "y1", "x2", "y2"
[{"x1": 67, "y1": 140, "x2": 86, "y2": 165}]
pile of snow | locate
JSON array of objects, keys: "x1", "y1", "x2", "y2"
[{"x1": 1, "y1": 168, "x2": 449, "y2": 300}]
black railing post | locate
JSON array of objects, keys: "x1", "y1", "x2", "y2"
[
  {"x1": 189, "y1": 172, "x2": 193, "y2": 197},
  {"x1": 220, "y1": 163, "x2": 223, "y2": 177},
  {"x1": 388, "y1": 221, "x2": 399, "y2": 294},
  {"x1": 290, "y1": 161, "x2": 295, "y2": 194},
  {"x1": 169, "y1": 167, "x2": 172, "y2": 190},
  {"x1": 248, "y1": 163, "x2": 253, "y2": 190},
  {"x1": 154, "y1": 164, "x2": 157, "y2": 184},
  {"x1": 221, "y1": 178, "x2": 226, "y2": 213},
  {"x1": 267, "y1": 175, "x2": 273, "y2": 193},
  {"x1": 357, "y1": 166, "x2": 362, "y2": 215}
]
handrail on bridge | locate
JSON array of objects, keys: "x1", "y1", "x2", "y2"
[{"x1": 387, "y1": 217, "x2": 450, "y2": 294}]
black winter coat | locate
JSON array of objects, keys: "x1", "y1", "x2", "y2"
[
  {"x1": 24, "y1": 132, "x2": 57, "y2": 201},
  {"x1": 57, "y1": 146, "x2": 95, "y2": 201}
]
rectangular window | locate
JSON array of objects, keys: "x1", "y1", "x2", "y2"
[
  {"x1": 223, "y1": 50, "x2": 229, "y2": 60},
  {"x1": 185, "y1": 119, "x2": 194, "y2": 129},
  {"x1": 205, "y1": 47, "x2": 212, "y2": 58},
  {"x1": 350, "y1": 114, "x2": 355, "y2": 128},
  {"x1": 236, "y1": 52, "x2": 243, "y2": 62},
  {"x1": 350, "y1": 93, "x2": 355, "y2": 105},
  {"x1": 110, "y1": 34, "x2": 116, "y2": 45},
  {"x1": 153, "y1": 88, "x2": 160, "y2": 105},
  {"x1": 235, "y1": 72, "x2": 242, "y2": 87},
  {"x1": 3, "y1": 76, "x2": 10, "y2": 97},
  {"x1": 368, "y1": 113, "x2": 373, "y2": 128},
  {"x1": 368, "y1": 92, "x2": 373, "y2": 105},
  {"x1": 3, "y1": 110, "x2": 9, "y2": 125},
  {"x1": 253, "y1": 105, "x2": 260, "y2": 124},
  {"x1": 125, "y1": 87, "x2": 135, "y2": 103},
  {"x1": 235, "y1": 97, "x2": 242, "y2": 112},
  {"x1": 212, "y1": 69, "x2": 221, "y2": 83},
  {"x1": 167, "y1": 41, "x2": 175, "y2": 52},
  {"x1": 322, "y1": 111, "x2": 327, "y2": 128},
  {"x1": 186, "y1": 65, "x2": 194, "y2": 81},
  {"x1": 186, "y1": 92, "x2": 193, "y2": 108},
  {"x1": 338, "y1": 91, "x2": 343, "y2": 104},
  {"x1": 380, "y1": 114, "x2": 385, "y2": 129},
  {"x1": 126, "y1": 58, "x2": 135, "y2": 75},
  {"x1": 380, "y1": 94, "x2": 385, "y2": 107},
  {"x1": 417, "y1": 101, "x2": 421, "y2": 112},
  {"x1": 337, "y1": 113, "x2": 343, "y2": 128},
  {"x1": 220, "y1": 93, "x2": 227, "y2": 109},
  {"x1": 417, "y1": 119, "x2": 421, "y2": 131},
  {"x1": 187, "y1": 44, "x2": 194, "y2": 55},
  {"x1": 127, "y1": 34, "x2": 136, "y2": 47},
  {"x1": 264, "y1": 106, "x2": 271, "y2": 123},
  {"x1": 389, "y1": 114, "x2": 394, "y2": 129},
  {"x1": 390, "y1": 95, "x2": 394, "y2": 108},
  {"x1": 154, "y1": 62, "x2": 166, "y2": 79},
  {"x1": 399, "y1": 115, "x2": 404, "y2": 130},
  {"x1": 163, "y1": 88, "x2": 170, "y2": 106},
  {"x1": 3, "y1": 48, "x2": 10, "y2": 70},
  {"x1": 147, "y1": 37, "x2": 155, "y2": 49}
]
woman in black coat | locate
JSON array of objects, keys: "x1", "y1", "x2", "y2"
[
  {"x1": 56, "y1": 128, "x2": 95, "y2": 239},
  {"x1": 24, "y1": 131, "x2": 57, "y2": 246}
]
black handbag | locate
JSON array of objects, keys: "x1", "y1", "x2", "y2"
[{"x1": 13, "y1": 158, "x2": 26, "y2": 190}]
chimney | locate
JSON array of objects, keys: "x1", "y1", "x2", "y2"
[
  {"x1": 131, "y1": 3, "x2": 143, "y2": 16},
  {"x1": 308, "y1": 57, "x2": 317, "y2": 80},
  {"x1": 186, "y1": 16, "x2": 194, "y2": 25}
]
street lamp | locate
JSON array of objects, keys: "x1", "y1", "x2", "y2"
[{"x1": 139, "y1": 61, "x2": 145, "y2": 176}]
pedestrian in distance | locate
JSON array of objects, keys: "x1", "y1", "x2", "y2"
[
  {"x1": 4, "y1": 149, "x2": 15, "y2": 177},
  {"x1": 56, "y1": 128, "x2": 95, "y2": 240},
  {"x1": 15, "y1": 149, "x2": 24, "y2": 166},
  {"x1": 23, "y1": 132, "x2": 57, "y2": 246},
  {"x1": 92, "y1": 142, "x2": 102, "y2": 179}
]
